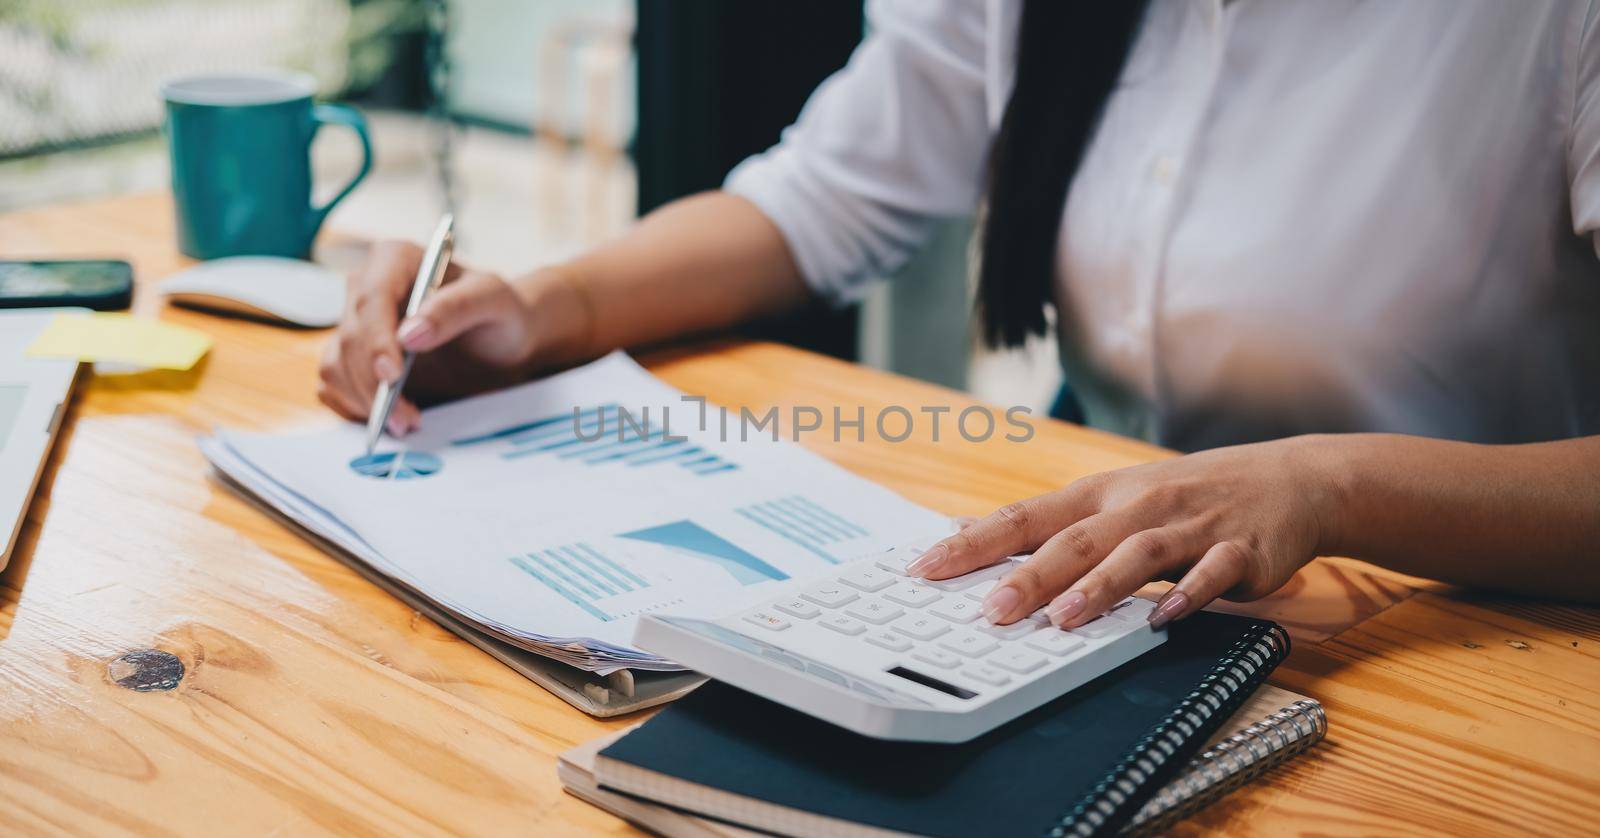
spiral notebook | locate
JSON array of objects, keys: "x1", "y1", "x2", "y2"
[
  {"x1": 588, "y1": 612, "x2": 1310, "y2": 837},
  {"x1": 561, "y1": 687, "x2": 1323, "y2": 836}
]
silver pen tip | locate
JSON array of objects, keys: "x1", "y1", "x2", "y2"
[{"x1": 363, "y1": 416, "x2": 384, "y2": 458}]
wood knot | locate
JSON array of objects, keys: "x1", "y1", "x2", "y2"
[{"x1": 108, "y1": 649, "x2": 185, "y2": 692}]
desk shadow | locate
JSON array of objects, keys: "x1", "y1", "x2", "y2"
[
  {"x1": 166, "y1": 300, "x2": 335, "y2": 331},
  {"x1": 1138, "y1": 557, "x2": 1420, "y2": 646},
  {"x1": 1449, "y1": 589, "x2": 1600, "y2": 633}
]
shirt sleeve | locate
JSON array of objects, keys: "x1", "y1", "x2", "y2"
[
  {"x1": 1569, "y1": 1, "x2": 1600, "y2": 255},
  {"x1": 724, "y1": 0, "x2": 994, "y2": 304}
]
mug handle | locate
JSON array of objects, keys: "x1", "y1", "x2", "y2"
[{"x1": 307, "y1": 103, "x2": 374, "y2": 231}]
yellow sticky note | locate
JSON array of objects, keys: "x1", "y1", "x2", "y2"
[{"x1": 25, "y1": 313, "x2": 212, "y2": 371}]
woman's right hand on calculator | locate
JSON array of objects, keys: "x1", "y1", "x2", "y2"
[{"x1": 318, "y1": 240, "x2": 581, "y2": 435}]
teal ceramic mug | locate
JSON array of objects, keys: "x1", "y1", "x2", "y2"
[{"x1": 163, "y1": 72, "x2": 372, "y2": 260}]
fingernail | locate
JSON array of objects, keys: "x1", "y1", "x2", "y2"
[
  {"x1": 373, "y1": 354, "x2": 400, "y2": 383},
  {"x1": 980, "y1": 585, "x2": 1021, "y2": 622},
  {"x1": 397, "y1": 317, "x2": 433, "y2": 349},
  {"x1": 386, "y1": 415, "x2": 408, "y2": 437},
  {"x1": 1046, "y1": 591, "x2": 1088, "y2": 626},
  {"x1": 906, "y1": 543, "x2": 948, "y2": 577},
  {"x1": 1149, "y1": 590, "x2": 1189, "y2": 629}
]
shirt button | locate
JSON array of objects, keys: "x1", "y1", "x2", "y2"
[{"x1": 1152, "y1": 154, "x2": 1179, "y2": 185}]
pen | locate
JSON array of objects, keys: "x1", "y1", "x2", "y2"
[{"x1": 363, "y1": 213, "x2": 454, "y2": 456}]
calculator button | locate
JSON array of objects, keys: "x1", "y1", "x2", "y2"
[
  {"x1": 882, "y1": 582, "x2": 942, "y2": 608},
  {"x1": 1070, "y1": 614, "x2": 1129, "y2": 639},
  {"x1": 937, "y1": 631, "x2": 999, "y2": 658},
  {"x1": 865, "y1": 629, "x2": 913, "y2": 652},
  {"x1": 989, "y1": 648, "x2": 1047, "y2": 674},
  {"x1": 800, "y1": 583, "x2": 859, "y2": 608},
  {"x1": 962, "y1": 579, "x2": 1002, "y2": 601},
  {"x1": 962, "y1": 665, "x2": 1011, "y2": 687},
  {"x1": 978, "y1": 615, "x2": 1046, "y2": 640},
  {"x1": 928, "y1": 598, "x2": 982, "y2": 624},
  {"x1": 772, "y1": 598, "x2": 821, "y2": 619},
  {"x1": 924, "y1": 563, "x2": 1009, "y2": 592},
  {"x1": 742, "y1": 610, "x2": 791, "y2": 631},
  {"x1": 1095, "y1": 606, "x2": 1136, "y2": 625},
  {"x1": 1107, "y1": 597, "x2": 1153, "y2": 621},
  {"x1": 912, "y1": 649, "x2": 962, "y2": 670},
  {"x1": 844, "y1": 599, "x2": 905, "y2": 625},
  {"x1": 839, "y1": 567, "x2": 895, "y2": 593},
  {"x1": 874, "y1": 549, "x2": 923, "y2": 576},
  {"x1": 819, "y1": 614, "x2": 867, "y2": 635},
  {"x1": 1025, "y1": 630, "x2": 1086, "y2": 655},
  {"x1": 891, "y1": 614, "x2": 950, "y2": 641},
  {"x1": 902, "y1": 535, "x2": 944, "y2": 553}
]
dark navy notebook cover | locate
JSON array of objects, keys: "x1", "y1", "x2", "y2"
[{"x1": 600, "y1": 611, "x2": 1278, "y2": 838}]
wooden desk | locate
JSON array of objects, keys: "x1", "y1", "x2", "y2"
[{"x1": 2, "y1": 193, "x2": 1597, "y2": 835}]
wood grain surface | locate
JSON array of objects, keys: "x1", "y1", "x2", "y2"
[{"x1": 2, "y1": 193, "x2": 1596, "y2": 835}]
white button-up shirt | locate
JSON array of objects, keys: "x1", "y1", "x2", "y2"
[{"x1": 727, "y1": 0, "x2": 1600, "y2": 451}]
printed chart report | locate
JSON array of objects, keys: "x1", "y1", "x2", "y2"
[
  {"x1": 453, "y1": 404, "x2": 741, "y2": 476},
  {"x1": 201, "y1": 352, "x2": 947, "y2": 672}
]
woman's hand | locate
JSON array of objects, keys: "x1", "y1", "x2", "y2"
[
  {"x1": 318, "y1": 241, "x2": 585, "y2": 434},
  {"x1": 908, "y1": 437, "x2": 1344, "y2": 629}
]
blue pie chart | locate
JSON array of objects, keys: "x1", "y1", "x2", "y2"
[{"x1": 349, "y1": 450, "x2": 443, "y2": 480}]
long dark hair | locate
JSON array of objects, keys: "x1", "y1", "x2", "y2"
[{"x1": 976, "y1": 0, "x2": 1151, "y2": 348}]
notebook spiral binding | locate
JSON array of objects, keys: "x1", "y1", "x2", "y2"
[
  {"x1": 1049, "y1": 622, "x2": 1292, "y2": 838},
  {"x1": 1123, "y1": 699, "x2": 1327, "y2": 834}
]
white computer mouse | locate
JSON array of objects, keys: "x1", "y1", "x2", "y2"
[{"x1": 159, "y1": 256, "x2": 345, "y2": 328}]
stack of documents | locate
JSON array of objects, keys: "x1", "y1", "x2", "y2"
[{"x1": 201, "y1": 353, "x2": 946, "y2": 673}]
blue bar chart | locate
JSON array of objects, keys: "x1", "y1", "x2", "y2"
[
  {"x1": 618, "y1": 520, "x2": 788, "y2": 585},
  {"x1": 508, "y1": 543, "x2": 653, "y2": 622},
  {"x1": 734, "y1": 495, "x2": 870, "y2": 564},
  {"x1": 508, "y1": 519, "x2": 789, "y2": 621},
  {"x1": 452, "y1": 404, "x2": 739, "y2": 475}
]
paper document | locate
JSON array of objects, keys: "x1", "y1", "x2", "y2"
[
  {"x1": 201, "y1": 352, "x2": 947, "y2": 672},
  {"x1": 26, "y1": 312, "x2": 211, "y2": 370}
]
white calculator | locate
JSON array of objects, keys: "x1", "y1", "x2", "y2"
[{"x1": 633, "y1": 541, "x2": 1166, "y2": 743}]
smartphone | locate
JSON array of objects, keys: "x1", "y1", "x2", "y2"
[{"x1": 0, "y1": 259, "x2": 134, "y2": 311}]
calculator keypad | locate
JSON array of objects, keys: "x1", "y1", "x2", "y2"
[
  {"x1": 928, "y1": 598, "x2": 981, "y2": 624},
  {"x1": 819, "y1": 614, "x2": 867, "y2": 635},
  {"x1": 891, "y1": 614, "x2": 949, "y2": 641},
  {"x1": 865, "y1": 629, "x2": 913, "y2": 652},
  {"x1": 773, "y1": 598, "x2": 821, "y2": 619},
  {"x1": 938, "y1": 631, "x2": 999, "y2": 658},
  {"x1": 963, "y1": 665, "x2": 1011, "y2": 686},
  {"x1": 882, "y1": 583, "x2": 942, "y2": 608},
  {"x1": 839, "y1": 567, "x2": 896, "y2": 592},
  {"x1": 845, "y1": 600, "x2": 904, "y2": 625},
  {"x1": 801, "y1": 583, "x2": 859, "y2": 608},
  {"x1": 737, "y1": 541, "x2": 1156, "y2": 702},
  {"x1": 913, "y1": 648, "x2": 962, "y2": 669},
  {"x1": 743, "y1": 611, "x2": 791, "y2": 631}
]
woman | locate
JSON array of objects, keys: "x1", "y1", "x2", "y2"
[{"x1": 319, "y1": 1, "x2": 1600, "y2": 632}]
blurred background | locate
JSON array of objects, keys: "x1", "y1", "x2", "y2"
[{"x1": 0, "y1": 0, "x2": 1060, "y2": 411}]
